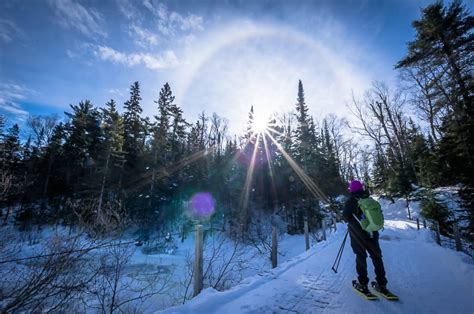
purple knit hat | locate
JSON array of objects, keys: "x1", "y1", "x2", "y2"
[{"x1": 348, "y1": 180, "x2": 364, "y2": 193}]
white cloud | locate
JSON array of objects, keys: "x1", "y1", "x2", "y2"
[
  {"x1": 129, "y1": 24, "x2": 159, "y2": 47},
  {"x1": 180, "y1": 34, "x2": 196, "y2": 47},
  {"x1": 0, "y1": 83, "x2": 33, "y2": 117},
  {"x1": 0, "y1": 101, "x2": 28, "y2": 116},
  {"x1": 116, "y1": 0, "x2": 141, "y2": 20},
  {"x1": 0, "y1": 83, "x2": 33, "y2": 101},
  {"x1": 95, "y1": 45, "x2": 179, "y2": 70},
  {"x1": 49, "y1": 0, "x2": 107, "y2": 38},
  {"x1": 115, "y1": 0, "x2": 202, "y2": 50},
  {"x1": 0, "y1": 18, "x2": 24, "y2": 43},
  {"x1": 108, "y1": 88, "x2": 125, "y2": 96},
  {"x1": 171, "y1": 12, "x2": 203, "y2": 32},
  {"x1": 142, "y1": 0, "x2": 203, "y2": 36}
]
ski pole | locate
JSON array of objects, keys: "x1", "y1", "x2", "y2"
[{"x1": 331, "y1": 230, "x2": 348, "y2": 273}]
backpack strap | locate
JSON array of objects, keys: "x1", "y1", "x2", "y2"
[
  {"x1": 353, "y1": 213, "x2": 371, "y2": 236},
  {"x1": 352, "y1": 213, "x2": 362, "y2": 226}
]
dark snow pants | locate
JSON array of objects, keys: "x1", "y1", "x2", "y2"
[{"x1": 349, "y1": 227, "x2": 387, "y2": 286}]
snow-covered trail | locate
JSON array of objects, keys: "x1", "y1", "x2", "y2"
[{"x1": 161, "y1": 202, "x2": 474, "y2": 314}]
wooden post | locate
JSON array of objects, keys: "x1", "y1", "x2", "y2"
[
  {"x1": 181, "y1": 224, "x2": 186, "y2": 243},
  {"x1": 271, "y1": 227, "x2": 278, "y2": 268},
  {"x1": 423, "y1": 219, "x2": 427, "y2": 229},
  {"x1": 453, "y1": 222, "x2": 462, "y2": 252},
  {"x1": 222, "y1": 214, "x2": 226, "y2": 232},
  {"x1": 304, "y1": 220, "x2": 310, "y2": 251},
  {"x1": 435, "y1": 221, "x2": 441, "y2": 246},
  {"x1": 407, "y1": 204, "x2": 412, "y2": 220},
  {"x1": 332, "y1": 217, "x2": 337, "y2": 232},
  {"x1": 193, "y1": 225, "x2": 203, "y2": 297},
  {"x1": 322, "y1": 221, "x2": 327, "y2": 241},
  {"x1": 416, "y1": 218, "x2": 420, "y2": 230}
]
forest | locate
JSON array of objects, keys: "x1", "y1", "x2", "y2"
[{"x1": 0, "y1": 1, "x2": 472, "y2": 239}]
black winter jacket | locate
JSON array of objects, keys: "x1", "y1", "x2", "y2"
[{"x1": 343, "y1": 190, "x2": 373, "y2": 236}]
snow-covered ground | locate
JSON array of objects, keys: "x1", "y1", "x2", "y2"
[
  {"x1": 160, "y1": 200, "x2": 474, "y2": 314},
  {"x1": 2, "y1": 193, "x2": 473, "y2": 313}
]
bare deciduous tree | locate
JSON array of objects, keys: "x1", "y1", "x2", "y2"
[{"x1": 27, "y1": 115, "x2": 58, "y2": 148}]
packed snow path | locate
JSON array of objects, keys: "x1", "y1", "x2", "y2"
[{"x1": 162, "y1": 201, "x2": 474, "y2": 314}]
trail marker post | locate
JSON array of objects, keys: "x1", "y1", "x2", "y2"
[
  {"x1": 322, "y1": 221, "x2": 327, "y2": 241},
  {"x1": 453, "y1": 222, "x2": 462, "y2": 252},
  {"x1": 271, "y1": 227, "x2": 278, "y2": 268},
  {"x1": 193, "y1": 225, "x2": 203, "y2": 297},
  {"x1": 304, "y1": 220, "x2": 310, "y2": 251},
  {"x1": 435, "y1": 221, "x2": 441, "y2": 246}
]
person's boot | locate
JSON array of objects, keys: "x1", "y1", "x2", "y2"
[
  {"x1": 372, "y1": 282, "x2": 389, "y2": 294},
  {"x1": 352, "y1": 280, "x2": 370, "y2": 294},
  {"x1": 371, "y1": 281, "x2": 399, "y2": 300}
]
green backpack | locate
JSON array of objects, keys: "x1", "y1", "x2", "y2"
[{"x1": 357, "y1": 197, "x2": 384, "y2": 232}]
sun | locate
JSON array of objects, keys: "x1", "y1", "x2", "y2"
[{"x1": 252, "y1": 112, "x2": 270, "y2": 133}]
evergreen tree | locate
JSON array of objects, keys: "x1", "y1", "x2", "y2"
[
  {"x1": 396, "y1": 0, "x2": 474, "y2": 185},
  {"x1": 321, "y1": 118, "x2": 345, "y2": 196},
  {"x1": 293, "y1": 81, "x2": 323, "y2": 232},
  {"x1": 63, "y1": 100, "x2": 102, "y2": 196},
  {"x1": 121, "y1": 82, "x2": 148, "y2": 219},
  {"x1": 169, "y1": 102, "x2": 188, "y2": 161},
  {"x1": 1, "y1": 124, "x2": 23, "y2": 206},
  {"x1": 96, "y1": 100, "x2": 125, "y2": 225},
  {"x1": 294, "y1": 80, "x2": 310, "y2": 167},
  {"x1": 40, "y1": 123, "x2": 66, "y2": 212},
  {"x1": 148, "y1": 82, "x2": 175, "y2": 212},
  {"x1": 123, "y1": 81, "x2": 145, "y2": 161}
]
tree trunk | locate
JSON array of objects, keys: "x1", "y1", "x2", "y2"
[
  {"x1": 148, "y1": 147, "x2": 158, "y2": 208},
  {"x1": 97, "y1": 148, "x2": 111, "y2": 225}
]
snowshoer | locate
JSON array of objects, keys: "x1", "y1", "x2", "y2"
[{"x1": 343, "y1": 180, "x2": 390, "y2": 298}]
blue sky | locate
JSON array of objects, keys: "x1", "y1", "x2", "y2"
[{"x1": 1, "y1": 0, "x2": 470, "y2": 134}]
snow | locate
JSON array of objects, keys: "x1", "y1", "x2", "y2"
[
  {"x1": 160, "y1": 202, "x2": 474, "y2": 314},
  {"x1": 2, "y1": 191, "x2": 472, "y2": 313}
]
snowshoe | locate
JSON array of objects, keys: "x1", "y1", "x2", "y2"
[
  {"x1": 352, "y1": 280, "x2": 378, "y2": 300},
  {"x1": 371, "y1": 282, "x2": 399, "y2": 301}
]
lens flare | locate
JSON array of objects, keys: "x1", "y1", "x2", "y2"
[{"x1": 190, "y1": 192, "x2": 215, "y2": 218}]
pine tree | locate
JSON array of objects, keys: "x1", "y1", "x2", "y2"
[
  {"x1": 292, "y1": 81, "x2": 324, "y2": 232},
  {"x1": 396, "y1": 1, "x2": 472, "y2": 110},
  {"x1": 169, "y1": 102, "x2": 188, "y2": 161},
  {"x1": 96, "y1": 99, "x2": 125, "y2": 225},
  {"x1": 121, "y1": 82, "x2": 148, "y2": 219},
  {"x1": 396, "y1": 0, "x2": 474, "y2": 185},
  {"x1": 63, "y1": 100, "x2": 102, "y2": 196},
  {"x1": 148, "y1": 83, "x2": 175, "y2": 211},
  {"x1": 1, "y1": 124, "x2": 23, "y2": 222},
  {"x1": 294, "y1": 80, "x2": 310, "y2": 167},
  {"x1": 321, "y1": 118, "x2": 344, "y2": 197},
  {"x1": 41, "y1": 123, "x2": 65, "y2": 209},
  {"x1": 123, "y1": 81, "x2": 145, "y2": 161}
]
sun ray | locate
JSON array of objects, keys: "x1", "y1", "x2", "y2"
[
  {"x1": 265, "y1": 131, "x2": 332, "y2": 205},
  {"x1": 239, "y1": 132, "x2": 261, "y2": 229},
  {"x1": 262, "y1": 133, "x2": 279, "y2": 204},
  {"x1": 126, "y1": 147, "x2": 215, "y2": 191},
  {"x1": 266, "y1": 125, "x2": 284, "y2": 136}
]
